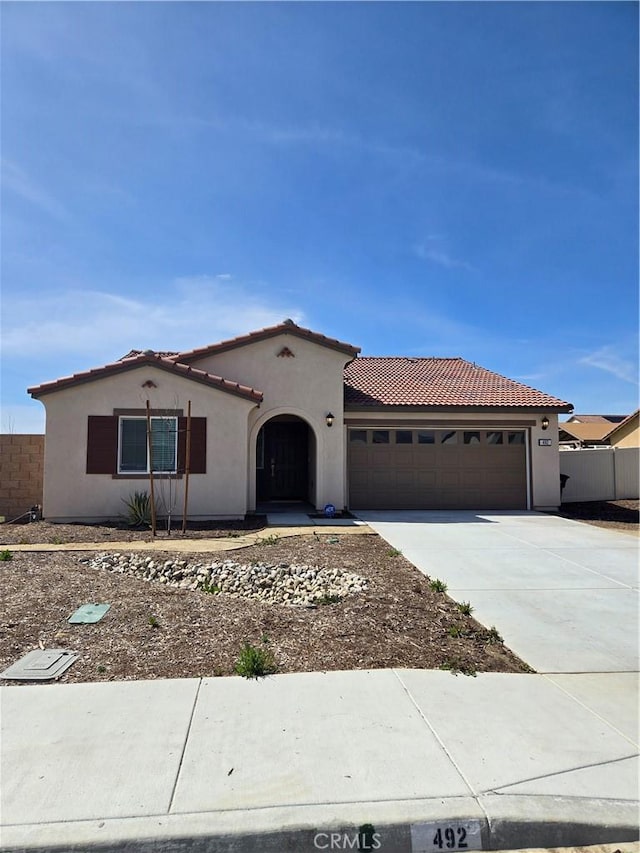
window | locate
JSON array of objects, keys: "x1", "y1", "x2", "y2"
[
  {"x1": 508, "y1": 432, "x2": 525, "y2": 445},
  {"x1": 487, "y1": 431, "x2": 503, "y2": 445},
  {"x1": 349, "y1": 430, "x2": 367, "y2": 444},
  {"x1": 372, "y1": 430, "x2": 390, "y2": 444},
  {"x1": 395, "y1": 430, "x2": 413, "y2": 444},
  {"x1": 417, "y1": 430, "x2": 435, "y2": 444},
  {"x1": 441, "y1": 430, "x2": 458, "y2": 445},
  {"x1": 119, "y1": 417, "x2": 177, "y2": 473},
  {"x1": 464, "y1": 431, "x2": 481, "y2": 445}
]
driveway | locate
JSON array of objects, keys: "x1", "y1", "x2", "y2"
[{"x1": 356, "y1": 510, "x2": 639, "y2": 674}]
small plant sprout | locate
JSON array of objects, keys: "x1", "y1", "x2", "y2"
[
  {"x1": 439, "y1": 658, "x2": 477, "y2": 677},
  {"x1": 447, "y1": 624, "x2": 463, "y2": 638},
  {"x1": 387, "y1": 548, "x2": 402, "y2": 557},
  {"x1": 486, "y1": 626, "x2": 503, "y2": 644},
  {"x1": 457, "y1": 600, "x2": 474, "y2": 616},
  {"x1": 429, "y1": 578, "x2": 447, "y2": 593},
  {"x1": 148, "y1": 616, "x2": 160, "y2": 628},
  {"x1": 201, "y1": 581, "x2": 221, "y2": 594},
  {"x1": 234, "y1": 642, "x2": 277, "y2": 679},
  {"x1": 258, "y1": 533, "x2": 280, "y2": 546},
  {"x1": 0, "y1": 549, "x2": 13, "y2": 561}
]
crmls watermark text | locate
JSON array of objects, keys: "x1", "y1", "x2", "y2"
[{"x1": 313, "y1": 831, "x2": 382, "y2": 850}]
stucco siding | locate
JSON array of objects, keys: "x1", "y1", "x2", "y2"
[
  {"x1": 38, "y1": 366, "x2": 257, "y2": 521},
  {"x1": 190, "y1": 334, "x2": 351, "y2": 510}
]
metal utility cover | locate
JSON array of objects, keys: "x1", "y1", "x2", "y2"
[
  {"x1": 68, "y1": 603, "x2": 110, "y2": 624},
  {"x1": 0, "y1": 649, "x2": 79, "y2": 681}
]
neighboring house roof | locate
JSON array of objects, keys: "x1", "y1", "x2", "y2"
[
  {"x1": 566, "y1": 414, "x2": 627, "y2": 424},
  {"x1": 603, "y1": 409, "x2": 640, "y2": 442},
  {"x1": 558, "y1": 422, "x2": 613, "y2": 443},
  {"x1": 344, "y1": 357, "x2": 572, "y2": 410},
  {"x1": 28, "y1": 353, "x2": 264, "y2": 402},
  {"x1": 174, "y1": 319, "x2": 360, "y2": 362}
]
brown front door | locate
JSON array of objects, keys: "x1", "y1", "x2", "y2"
[{"x1": 257, "y1": 421, "x2": 309, "y2": 501}]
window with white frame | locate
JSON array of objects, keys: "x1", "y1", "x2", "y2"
[{"x1": 118, "y1": 416, "x2": 178, "y2": 473}]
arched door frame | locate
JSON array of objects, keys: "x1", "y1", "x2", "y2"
[{"x1": 248, "y1": 407, "x2": 320, "y2": 510}]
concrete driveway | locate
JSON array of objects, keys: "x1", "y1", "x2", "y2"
[{"x1": 356, "y1": 510, "x2": 639, "y2": 674}]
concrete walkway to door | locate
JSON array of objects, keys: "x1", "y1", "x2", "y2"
[{"x1": 355, "y1": 510, "x2": 639, "y2": 674}]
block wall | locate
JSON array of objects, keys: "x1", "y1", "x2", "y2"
[{"x1": 0, "y1": 435, "x2": 45, "y2": 521}]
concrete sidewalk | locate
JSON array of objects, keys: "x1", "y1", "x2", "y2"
[{"x1": 1, "y1": 669, "x2": 638, "y2": 852}]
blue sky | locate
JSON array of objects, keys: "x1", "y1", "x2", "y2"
[{"x1": 2, "y1": 1, "x2": 638, "y2": 432}]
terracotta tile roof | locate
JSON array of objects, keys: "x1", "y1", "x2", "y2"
[
  {"x1": 119, "y1": 349, "x2": 179, "y2": 360},
  {"x1": 175, "y1": 319, "x2": 360, "y2": 362},
  {"x1": 28, "y1": 353, "x2": 263, "y2": 403},
  {"x1": 344, "y1": 357, "x2": 572, "y2": 411}
]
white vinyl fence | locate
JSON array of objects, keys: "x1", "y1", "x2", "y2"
[{"x1": 559, "y1": 447, "x2": 639, "y2": 503}]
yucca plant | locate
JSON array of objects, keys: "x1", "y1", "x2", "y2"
[{"x1": 122, "y1": 491, "x2": 151, "y2": 527}]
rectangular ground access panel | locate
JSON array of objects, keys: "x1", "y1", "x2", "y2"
[
  {"x1": 0, "y1": 649, "x2": 79, "y2": 681},
  {"x1": 68, "y1": 603, "x2": 110, "y2": 624}
]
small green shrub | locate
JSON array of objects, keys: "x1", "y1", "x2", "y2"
[
  {"x1": 122, "y1": 491, "x2": 151, "y2": 527},
  {"x1": 202, "y1": 581, "x2": 221, "y2": 594},
  {"x1": 486, "y1": 626, "x2": 503, "y2": 644},
  {"x1": 0, "y1": 549, "x2": 13, "y2": 561},
  {"x1": 387, "y1": 548, "x2": 402, "y2": 557},
  {"x1": 447, "y1": 624, "x2": 464, "y2": 638},
  {"x1": 429, "y1": 578, "x2": 447, "y2": 593},
  {"x1": 257, "y1": 533, "x2": 280, "y2": 546},
  {"x1": 234, "y1": 642, "x2": 277, "y2": 679},
  {"x1": 148, "y1": 616, "x2": 160, "y2": 628},
  {"x1": 457, "y1": 600, "x2": 474, "y2": 616},
  {"x1": 439, "y1": 658, "x2": 477, "y2": 677},
  {"x1": 317, "y1": 592, "x2": 342, "y2": 605}
]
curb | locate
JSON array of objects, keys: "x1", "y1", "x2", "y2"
[{"x1": 2, "y1": 797, "x2": 638, "y2": 852}]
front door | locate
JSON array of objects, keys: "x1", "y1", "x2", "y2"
[{"x1": 257, "y1": 420, "x2": 309, "y2": 501}]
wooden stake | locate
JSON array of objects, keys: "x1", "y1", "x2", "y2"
[
  {"x1": 182, "y1": 401, "x2": 191, "y2": 534},
  {"x1": 146, "y1": 400, "x2": 157, "y2": 537}
]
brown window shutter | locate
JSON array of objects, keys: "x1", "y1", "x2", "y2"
[
  {"x1": 86, "y1": 416, "x2": 118, "y2": 474},
  {"x1": 177, "y1": 417, "x2": 206, "y2": 474}
]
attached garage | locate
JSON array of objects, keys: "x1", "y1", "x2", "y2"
[{"x1": 348, "y1": 426, "x2": 528, "y2": 510}]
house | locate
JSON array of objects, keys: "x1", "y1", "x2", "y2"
[
  {"x1": 603, "y1": 409, "x2": 640, "y2": 448},
  {"x1": 565, "y1": 414, "x2": 627, "y2": 424},
  {"x1": 558, "y1": 421, "x2": 614, "y2": 448},
  {"x1": 28, "y1": 320, "x2": 573, "y2": 521},
  {"x1": 559, "y1": 411, "x2": 640, "y2": 449}
]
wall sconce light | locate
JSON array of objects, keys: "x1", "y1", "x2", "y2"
[
  {"x1": 541, "y1": 416, "x2": 550, "y2": 431},
  {"x1": 325, "y1": 412, "x2": 335, "y2": 428}
]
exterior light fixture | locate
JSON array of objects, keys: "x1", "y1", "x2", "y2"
[
  {"x1": 325, "y1": 412, "x2": 335, "y2": 428},
  {"x1": 541, "y1": 416, "x2": 550, "y2": 431}
]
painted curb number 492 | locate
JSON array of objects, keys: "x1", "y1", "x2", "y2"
[{"x1": 411, "y1": 820, "x2": 483, "y2": 853}]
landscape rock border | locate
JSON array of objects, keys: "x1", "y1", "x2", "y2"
[{"x1": 86, "y1": 552, "x2": 368, "y2": 607}]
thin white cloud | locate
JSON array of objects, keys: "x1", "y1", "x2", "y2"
[
  {"x1": 579, "y1": 346, "x2": 639, "y2": 385},
  {"x1": 1, "y1": 159, "x2": 68, "y2": 220},
  {"x1": 414, "y1": 237, "x2": 476, "y2": 273},
  {"x1": 1, "y1": 279, "x2": 304, "y2": 363}
]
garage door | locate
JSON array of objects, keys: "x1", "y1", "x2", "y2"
[{"x1": 348, "y1": 428, "x2": 528, "y2": 510}]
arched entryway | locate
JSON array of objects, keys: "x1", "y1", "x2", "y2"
[{"x1": 256, "y1": 415, "x2": 316, "y2": 505}]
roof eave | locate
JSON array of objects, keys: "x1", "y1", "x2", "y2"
[
  {"x1": 175, "y1": 323, "x2": 360, "y2": 363},
  {"x1": 28, "y1": 356, "x2": 263, "y2": 404}
]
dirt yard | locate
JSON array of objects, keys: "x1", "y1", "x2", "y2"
[
  {"x1": 558, "y1": 499, "x2": 639, "y2": 535},
  {"x1": 0, "y1": 530, "x2": 530, "y2": 684}
]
